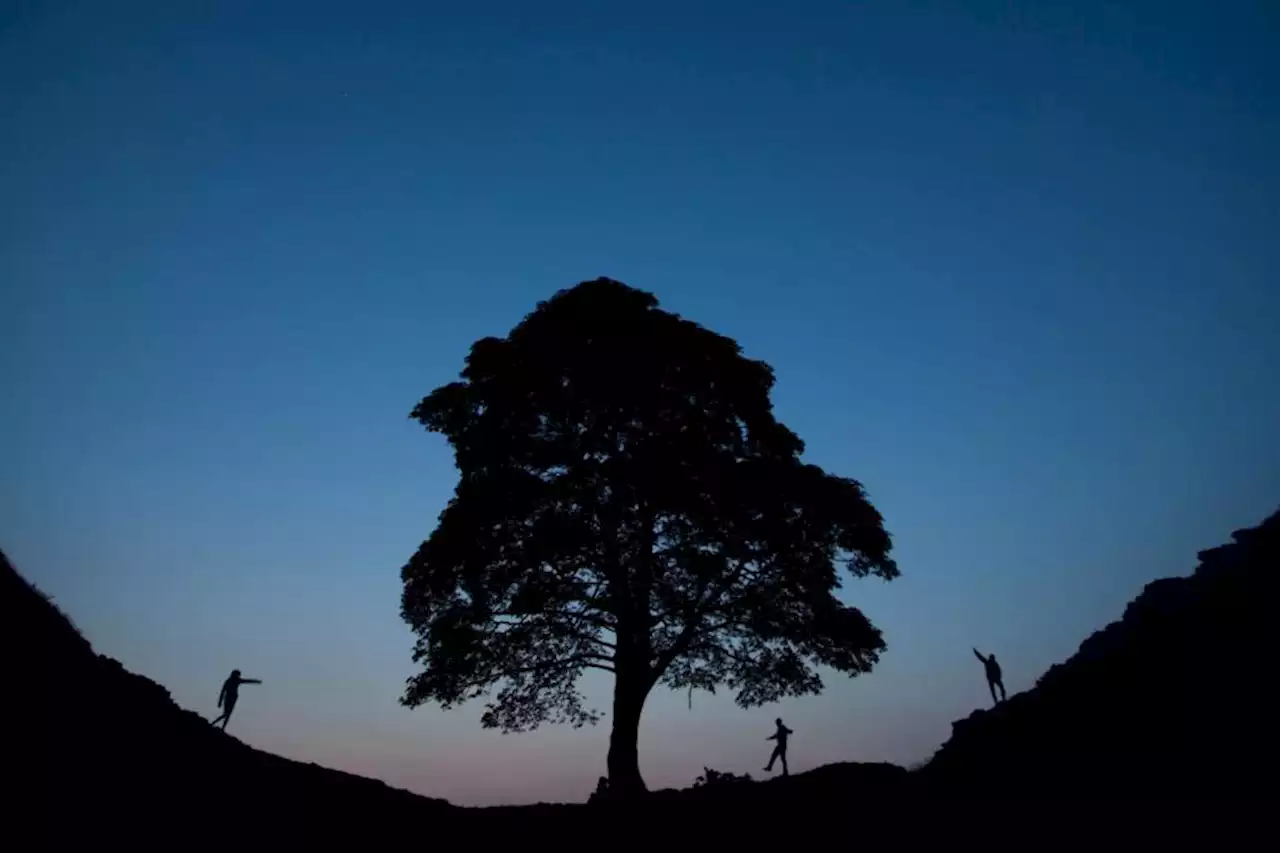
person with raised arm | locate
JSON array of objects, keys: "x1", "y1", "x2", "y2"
[{"x1": 211, "y1": 669, "x2": 262, "y2": 731}]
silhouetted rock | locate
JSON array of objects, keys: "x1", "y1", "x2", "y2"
[{"x1": 920, "y1": 508, "x2": 1278, "y2": 797}]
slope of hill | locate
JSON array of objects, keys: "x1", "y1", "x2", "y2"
[
  {"x1": 5, "y1": 549, "x2": 460, "y2": 844},
  {"x1": 11, "y1": 509, "x2": 1273, "y2": 843},
  {"x1": 921, "y1": 508, "x2": 1277, "y2": 796},
  {"x1": 7, "y1": 544, "x2": 908, "y2": 842}
]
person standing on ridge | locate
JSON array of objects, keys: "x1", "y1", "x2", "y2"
[
  {"x1": 763, "y1": 717, "x2": 793, "y2": 776},
  {"x1": 973, "y1": 648, "x2": 1006, "y2": 706},
  {"x1": 211, "y1": 669, "x2": 262, "y2": 731}
]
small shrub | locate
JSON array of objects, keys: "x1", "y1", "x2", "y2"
[{"x1": 692, "y1": 767, "x2": 754, "y2": 788}]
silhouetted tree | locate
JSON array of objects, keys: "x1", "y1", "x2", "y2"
[{"x1": 399, "y1": 278, "x2": 898, "y2": 796}]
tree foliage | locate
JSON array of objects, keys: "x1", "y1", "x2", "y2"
[{"x1": 399, "y1": 278, "x2": 897, "y2": 790}]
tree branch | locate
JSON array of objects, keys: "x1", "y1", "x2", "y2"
[
  {"x1": 650, "y1": 555, "x2": 757, "y2": 672},
  {"x1": 556, "y1": 626, "x2": 617, "y2": 650},
  {"x1": 485, "y1": 653, "x2": 614, "y2": 683},
  {"x1": 489, "y1": 611, "x2": 617, "y2": 650}
]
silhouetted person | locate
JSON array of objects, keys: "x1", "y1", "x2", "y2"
[
  {"x1": 973, "y1": 648, "x2": 1006, "y2": 705},
  {"x1": 211, "y1": 669, "x2": 262, "y2": 730},
  {"x1": 763, "y1": 717, "x2": 793, "y2": 776}
]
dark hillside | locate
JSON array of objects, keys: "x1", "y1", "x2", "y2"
[
  {"x1": 11, "y1": 510, "x2": 1273, "y2": 843},
  {"x1": 4, "y1": 550, "x2": 459, "y2": 844},
  {"x1": 921, "y1": 509, "x2": 1277, "y2": 796}
]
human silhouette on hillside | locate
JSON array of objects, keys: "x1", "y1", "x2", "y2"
[
  {"x1": 211, "y1": 669, "x2": 262, "y2": 731},
  {"x1": 763, "y1": 717, "x2": 793, "y2": 776},
  {"x1": 973, "y1": 649, "x2": 1006, "y2": 706}
]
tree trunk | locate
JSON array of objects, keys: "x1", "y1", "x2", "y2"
[{"x1": 606, "y1": 675, "x2": 650, "y2": 797}]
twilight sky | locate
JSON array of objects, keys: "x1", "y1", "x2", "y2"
[{"x1": 2, "y1": 0, "x2": 1277, "y2": 805}]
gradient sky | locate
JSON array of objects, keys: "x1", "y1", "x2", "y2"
[{"x1": 2, "y1": 0, "x2": 1277, "y2": 805}]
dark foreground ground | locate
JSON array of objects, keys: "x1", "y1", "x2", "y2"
[{"x1": 9, "y1": 509, "x2": 1276, "y2": 845}]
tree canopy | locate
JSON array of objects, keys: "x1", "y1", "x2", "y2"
[{"x1": 400, "y1": 277, "x2": 898, "y2": 794}]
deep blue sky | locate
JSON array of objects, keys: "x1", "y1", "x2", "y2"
[{"x1": 2, "y1": 0, "x2": 1276, "y2": 805}]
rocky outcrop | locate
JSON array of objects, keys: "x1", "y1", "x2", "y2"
[{"x1": 921, "y1": 509, "x2": 1277, "y2": 796}]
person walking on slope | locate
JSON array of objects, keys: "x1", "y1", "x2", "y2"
[
  {"x1": 763, "y1": 718, "x2": 793, "y2": 776},
  {"x1": 973, "y1": 648, "x2": 1006, "y2": 706},
  {"x1": 211, "y1": 669, "x2": 262, "y2": 731}
]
